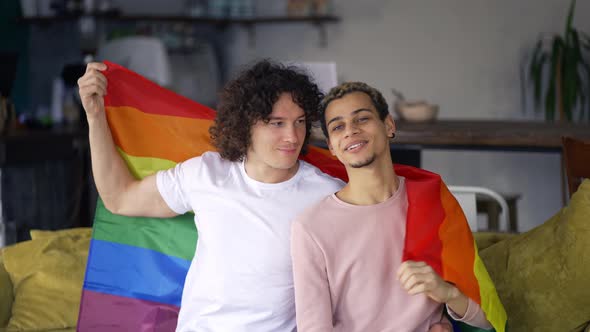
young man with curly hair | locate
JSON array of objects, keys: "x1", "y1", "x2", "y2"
[
  {"x1": 291, "y1": 82, "x2": 493, "y2": 332},
  {"x1": 77, "y1": 60, "x2": 344, "y2": 331}
]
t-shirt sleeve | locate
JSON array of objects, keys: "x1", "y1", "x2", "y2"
[
  {"x1": 156, "y1": 162, "x2": 192, "y2": 215},
  {"x1": 446, "y1": 298, "x2": 493, "y2": 330},
  {"x1": 291, "y1": 221, "x2": 334, "y2": 332}
]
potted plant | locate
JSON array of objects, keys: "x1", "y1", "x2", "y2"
[{"x1": 527, "y1": 0, "x2": 590, "y2": 122}]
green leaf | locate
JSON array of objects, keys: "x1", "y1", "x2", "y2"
[
  {"x1": 531, "y1": 54, "x2": 548, "y2": 110},
  {"x1": 580, "y1": 87, "x2": 586, "y2": 120},
  {"x1": 527, "y1": 0, "x2": 590, "y2": 122},
  {"x1": 578, "y1": 33, "x2": 590, "y2": 121},
  {"x1": 580, "y1": 32, "x2": 590, "y2": 52},
  {"x1": 545, "y1": 37, "x2": 564, "y2": 121},
  {"x1": 571, "y1": 30, "x2": 584, "y2": 65},
  {"x1": 565, "y1": 0, "x2": 576, "y2": 35},
  {"x1": 579, "y1": 86, "x2": 587, "y2": 122},
  {"x1": 520, "y1": 56, "x2": 529, "y2": 115},
  {"x1": 545, "y1": 79, "x2": 556, "y2": 121},
  {"x1": 568, "y1": 30, "x2": 585, "y2": 119},
  {"x1": 528, "y1": 40, "x2": 548, "y2": 111},
  {"x1": 570, "y1": 30, "x2": 590, "y2": 120},
  {"x1": 581, "y1": 62, "x2": 590, "y2": 120},
  {"x1": 529, "y1": 40, "x2": 544, "y2": 77},
  {"x1": 562, "y1": 39, "x2": 579, "y2": 120}
]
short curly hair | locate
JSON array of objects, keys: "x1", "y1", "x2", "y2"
[
  {"x1": 319, "y1": 82, "x2": 389, "y2": 138},
  {"x1": 209, "y1": 59, "x2": 323, "y2": 161}
]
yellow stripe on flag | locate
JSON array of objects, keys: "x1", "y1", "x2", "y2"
[
  {"x1": 473, "y1": 241, "x2": 507, "y2": 332},
  {"x1": 118, "y1": 148, "x2": 178, "y2": 179}
]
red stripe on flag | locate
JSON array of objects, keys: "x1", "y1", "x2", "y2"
[
  {"x1": 302, "y1": 146, "x2": 349, "y2": 182},
  {"x1": 103, "y1": 61, "x2": 216, "y2": 120},
  {"x1": 401, "y1": 166, "x2": 444, "y2": 276}
]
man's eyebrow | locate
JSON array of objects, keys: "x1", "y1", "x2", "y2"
[
  {"x1": 267, "y1": 114, "x2": 306, "y2": 120},
  {"x1": 326, "y1": 116, "x2": 343, "y2": 127},
  {"x1": 326, "y1": 108, "x2": 373, "y2": 127},
  {"x1": 352, "y1": 108, "x2": 373, "y2": 116}
]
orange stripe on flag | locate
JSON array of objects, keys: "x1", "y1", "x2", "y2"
[
  {"x1": 438, "y1": 182, "x2": 481, "y2": 304},
  {"x1": 106, "y1": 106, "x2": 216, "y2": 163}
]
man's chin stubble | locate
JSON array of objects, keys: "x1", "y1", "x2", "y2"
[{"x1": 350, "y1": 155, "x2": 376, "y2": 168}]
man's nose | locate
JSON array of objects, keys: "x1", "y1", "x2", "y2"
[
  {"x1": 344, "y1": 122, "x2": 360, "y2": 138},
  {"x1": 284, "y1": 124, "x2": 300, "y2": 143}
]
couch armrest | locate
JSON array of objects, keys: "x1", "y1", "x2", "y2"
[{"x1": 0, "y1": 249, "x2": 14, "y2": 327}]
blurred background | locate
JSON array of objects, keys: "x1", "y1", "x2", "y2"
[{"x1": 1, "y1": 0, "x2": 589, "y2": 244}]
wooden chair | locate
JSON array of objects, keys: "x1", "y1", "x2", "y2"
[{"x1": 561, "y1": 136, "x2": 590, "y2": 197}]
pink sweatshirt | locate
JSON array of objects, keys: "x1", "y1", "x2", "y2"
[{"x1": 291, "y1": 178, "x2": 492, "y2": 332}]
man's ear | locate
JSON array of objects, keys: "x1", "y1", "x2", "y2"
[{"x1": 384, "y1": 114, "x2": 396, "y2": 137}]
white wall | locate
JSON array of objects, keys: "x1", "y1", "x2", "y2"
[
  {"x1": 107, "y1": 0, "x2": 589, "y2": 231},
  {"x1": 223, "y1": 0, "x2": 590, "y2": 231}
]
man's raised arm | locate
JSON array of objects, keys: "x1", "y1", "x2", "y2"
[{"x1": 78, "y1": 62, "x2": 177, "y2": 218}]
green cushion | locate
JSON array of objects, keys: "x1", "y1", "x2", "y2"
[{"x1": 479, "y1": 179, "x2": 590, "y2": 332}]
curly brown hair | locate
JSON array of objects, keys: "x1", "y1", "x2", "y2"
[
  {"x1": 319, "y1": 82, "x2": 389, "y2": 138},
  {"x1": 209, "y1": 59, "x2": 323, "y2": 161}
]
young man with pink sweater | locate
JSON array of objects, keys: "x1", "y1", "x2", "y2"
[{"x1": 290, "y1": 82, "x2": 493, "y2": 332}]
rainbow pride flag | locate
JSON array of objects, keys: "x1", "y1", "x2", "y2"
[{"x1": 77, "y1": 62, "x2": 506, "y2": 331}]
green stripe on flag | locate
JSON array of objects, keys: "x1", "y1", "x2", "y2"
[{"x1": 92, "y1": 199, "x2": 197, "y2": 261}]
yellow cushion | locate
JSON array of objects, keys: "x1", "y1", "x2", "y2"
[
  {"x1": 29, "y1": 227, "x2": 91, "y2": 240},
  {"x1": 3, "y1": 230, "x2": 91, "y2": 331},
  {"x1": 0, "y1": 251, "x2": 14, "y2": 328},
  {"x1": 480, "y1": 179, "x2": 590, "y2": 332},
  {"x1": 473, "y1": 231, "x2": 515, "y2": 251}
]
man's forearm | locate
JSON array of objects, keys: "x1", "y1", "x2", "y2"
[
  {"x1": 87, "y1": 112, "x2": 135, "y2": 213},
  {"x1": 446, "y1": 287, "x2": 468, "y2": 318},
  {"x1": 446, "y1": 292, "x2": 493, "y2": 330}
]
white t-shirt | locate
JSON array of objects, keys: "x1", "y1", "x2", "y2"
[{"x1": 156, "y1": 151, "x2": 344, "y2": 332}]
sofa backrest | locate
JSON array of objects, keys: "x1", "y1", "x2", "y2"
[{"x1": 0, "y1": 250, "x2": 14, "y2": 327}]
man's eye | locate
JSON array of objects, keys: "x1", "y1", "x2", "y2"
[
  {"x1": 331, "y1": 125, "x2": 343, "y2": 132},
  {"x1": 296, "y1": 119, "x2": 306, "y2": 125},
  {"x1": 358, "y1": 117, "x2": 369, "y2": 122},
  {"x1": 270, "y1": 122, "x2": 283, "y2": 127}
]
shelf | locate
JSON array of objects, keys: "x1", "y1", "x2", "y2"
[
  {"x1": 17, "y1": 14, "x2": 340, "y2": 46},
  {"x1": 0, "y1": 127, "x2": 88, "y2": 166},
  {"x1": 17, "y1": 14, "x2": 339, "y2": 25},
  {"x1": 391, "y1": 120, "x2": 590, "y2": 151}
]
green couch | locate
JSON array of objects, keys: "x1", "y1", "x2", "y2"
[{"x1": 1, "y1": 180, "x2": 589, "y2": 332}]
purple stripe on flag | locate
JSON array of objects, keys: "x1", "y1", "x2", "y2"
[{"x1": 77, "y1": 289, "x2": 179, "y2": 332}]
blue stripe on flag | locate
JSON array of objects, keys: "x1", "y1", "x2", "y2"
[{"x1": 83, "y1": 239, "x2": 191, "y2": 306}]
